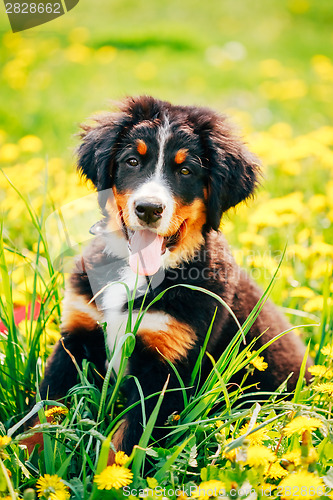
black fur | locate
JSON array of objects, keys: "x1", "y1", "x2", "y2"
[
  {"x1": 77, "y1": 97, "x2": 260, "y2": 230},
  {"x1": 32, "y1": 96, "x2": 310, "y2": 458}
]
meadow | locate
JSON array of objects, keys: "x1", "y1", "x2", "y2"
[{"x1": 0, "y1": 0, "x2": 333, "y2": 498}]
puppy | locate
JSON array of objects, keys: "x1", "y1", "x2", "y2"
[{"x1": 38, "y1": 96, "x2": 310, "y2": 455}]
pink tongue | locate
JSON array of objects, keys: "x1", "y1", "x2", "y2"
[{"x1": 129, "y1": 230, "x2": 164, "y2": 276}]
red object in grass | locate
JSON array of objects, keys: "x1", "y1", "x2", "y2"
[{"x1": 0, "y1": 301, "x2": 41, "y2": 334}]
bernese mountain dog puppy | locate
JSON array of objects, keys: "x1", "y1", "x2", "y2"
[{"x1": 39, "y1": 96, "x2": 310, "y2": 456}]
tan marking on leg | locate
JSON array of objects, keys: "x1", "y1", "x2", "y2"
[
  {"x1": 21, "y1": 412, "x2": 61, "y2": 455},
  {"x1": 61, "y1": 288, "x2": 102, "y2": 331},
  {"x1": 108, "y1": 420, "x2": 129, "y2": 465},
  {"x1": 138, "y1": 318, "x2": 196, "y2": 363},
  {"x1": 21, "y1": 431, "x2": 44, "y2": 455}
]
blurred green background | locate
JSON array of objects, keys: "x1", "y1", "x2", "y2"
[
  {"x1": 0, "y1": 0, "x2": 332, "y2": 318},
  {"x1": 1, "y1": 0, "x2": 333, "y2": 154}
]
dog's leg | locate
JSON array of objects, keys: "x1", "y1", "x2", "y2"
[
  {"x1": 39, "y1": 326, "x2": 107, "y2": 400},
  {"x1": 111, "y1": 346, "x2": 194, "y2": 458},
  {"x1": 22, "y1": 325, "x2": 106, "y2": 454}
]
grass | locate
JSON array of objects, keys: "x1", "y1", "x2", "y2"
[
  {"x1": 0, "y1": 198, "x2": 332, "y2": 498},
  {"x1": 1, "y1": 194, "x2": 331, "y2": 499},
  {"x1": 0, "y1": 0, "x2": 333, "y2": 497}
]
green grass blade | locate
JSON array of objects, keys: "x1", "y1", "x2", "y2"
[
  {"x1": 191, "y1": 308, "x2": 217, "y2": 386},
  {"x1": 131, "y1": 375, "x2": 170, "y2": 481},
  {"x1": 154, "y1": 435, "x2": 192, "y2": 483},
  {"x1": 293, "y1": 342, "x2": 310, "y2": 404}
]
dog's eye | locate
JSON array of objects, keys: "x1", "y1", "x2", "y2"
[
  {"x1": 180, "y1": 167, "x2": 191, "y2": 176},
  {"x1": 127, "y1": 158, "x2": 139, "y2": 167}
]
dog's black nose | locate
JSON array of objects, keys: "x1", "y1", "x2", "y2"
[{"x1": 135, "y1": 201, "x2": 165, "y2": 224}]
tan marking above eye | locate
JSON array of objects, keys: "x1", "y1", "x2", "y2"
[
  {"x1": 137, "y1": 139, "x2": 148, "y2": 155},
  {"x1": 175, "y1": 149, "x2": 188, "y2": 164}
]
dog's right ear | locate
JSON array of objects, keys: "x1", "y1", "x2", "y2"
[{"x1": 77, "y1": 113, "x2": 130, "y2": 191}]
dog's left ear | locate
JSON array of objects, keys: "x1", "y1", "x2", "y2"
[
  {"x1": 77, "y1": 113, "x2": 133, "y2": 212},
  {"x1": 203, "y1": 116, "x2": 261, "y2": 231},
  {"x1": 77, "y1": 115, "x2": 126, "y2": 190}
]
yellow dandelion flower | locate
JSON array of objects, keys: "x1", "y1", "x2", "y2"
[
  {"x1": 283, "y1": 416, "x2": 322, "y2": 437},
  {"x1": 36, "y1": 474, "x2": 70, "y2": 499},
  {"x1": 290, "y1": 287, "x2": 315, "y2": 299},
  {"x1": 191, "y1": 480, "x2": 225, "y2": 499},
  {"x1": 282, "y1": 450, "x2": 302, "y2": 467},
  {"x1": 0, "y1": 143, "x2": 19, "y2": 162},
  {"x1": 304, "y1": 296, "x2": 325, "y2": 313},
  {"x1": 313, "y1": 382, "x2": 333, "y2": 396},
  {"x1": 308, "y1": 365, "x2": 333, "y2": 378},
  {"x1": 310, "y1": 242, "x2": 333, "y2": 257},
  {"x1": 279, "y1": 471, "x2": 324, "y2": 500},
  {"x1": 246, "y1": 351, "x2": 268, "y2": 371},
  {"x1": 49, "y1": 492, "x2": 69, "y2": 500},
  {"x1": 96, "y1": 45, "x2": 117, "y2": 64},
  {"x1": 239, "y1": 423, "x2": 268, "y2": 445},
  {"x1": 114, "y1": 451, "x2": 129, "y2": 466},
  {"x1": 244, "y1": 445, "x2": 276, "y2": 467},
  {"x1": 215, "y1": 421, "x2": 227, "y2": 439},
  {"x1": 238, "y1": 232, "x2": 266, "y2": 247},
  {"x1": 311, "y1": 55, "x2": 333, "y2": 79},
  {"x1": 0, "y1": 130, "x2": 6, "y2": 145},
  {"x1": 222, "y1": 438, "x2": 240, "y2": 461},
  {"x1": 45, "y1": 407, "x2": 68, "y2": 418},
  {"x1": 44, "y1": 322, "x2": 61, "y2": 347},
  {"x1": 270, "y1": 122, "x2": 293, "y2": 139},
  {"x1": 321, "y1": 344, "x2": 333, "y2": 358},
  {"x1": 65, "y1": 44, "x2": 92, "y2": 63},
  {"x1": 94, "y1": 465, "x2": 133, "y2": 490},
  {"x1": 308, "y1": 194, "x2": 327, "y2": 212},
  {"x1": 297, "y1": 228, "x2": 312, "y2": 243},
  {"x1": 287, "y1": 244, "x2": 310, "y2": 260},
  {"x1": 45, "y1": 406, "x2": 68, "y2": 424},
  {"x1": 18, "y1": 135, "x2": 43, "y2": 153},
  {"x1": 0, "y1": 436, "x2": 11, "y2": 448},
  {"x1": 281, "y1": 160, "x2": 301, "y2": 175},
  {"x1": 309, "y1": 263, "x2": 333, "y2": 281},
  {"x1": 146, "y1": 477, "x2": 159, "y2": 489},
  {"x1": 282, "y1": 448, "x2": 318, "y2": 466},
  {"x1": 306, "y1": 447, "x2": 319, "y2": 464},
  {"x1": 264, "y1": 461, "x2": 288, "y2": 479}
]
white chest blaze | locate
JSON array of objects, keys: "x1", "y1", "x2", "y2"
[
  {"x1": 101, "y1": 118, "x2": 179, "y2": 372},
  {"x1": 102, "y1": 268, "x2": 170, "y2": 373}
]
